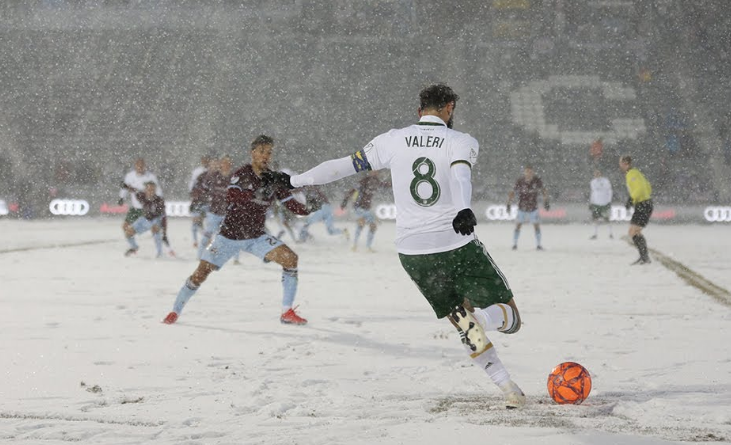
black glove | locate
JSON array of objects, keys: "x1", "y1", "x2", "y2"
[
  {"x1": 544, "y1": 201, "x2": 550, "y2": 210},
  {"x1": 260, "y1": 170, "x2": 294, "y2": 190},
  {"x1": 117, "y1": 198, "x2": 125, "y2": 206},
  {"x1": 452, "y1": 208, "x2": 477, "y2": 236},
  {"x1": 506, "y1": 203, "x2": 511, "y2": 213},
  {"x1": 625, "y1": 197, "x2": 632, "y2": 210}
]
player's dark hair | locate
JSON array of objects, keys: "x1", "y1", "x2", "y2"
[
  {"x1": 620, "y1": 155, "x2": 632, "y2": 165},
  {"x1": 419, "y1": 84, "x2": 459, "y2": 111},
  {"x1": 251, "y1": 135, "x2": 274, "y2": 150}
]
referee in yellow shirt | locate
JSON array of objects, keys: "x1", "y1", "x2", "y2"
[{"x1": 619, "y1": 156, "x2": 653, "y2": 264}]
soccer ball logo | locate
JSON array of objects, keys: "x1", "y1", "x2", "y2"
[{"x1": 547, "y1": 362, "x2": 592, "y2": 405}]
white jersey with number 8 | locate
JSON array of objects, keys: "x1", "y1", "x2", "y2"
[{"x1": 363, "y1": 115, "x2": 479, "y2": 255}]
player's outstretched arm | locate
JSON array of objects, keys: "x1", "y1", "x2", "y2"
[
  {"x1": 450, "y1": 163, "x2": 477, "y2": 236},
  {"x1": 291, "y1": 156, "x2": 357, "y2": 188}
]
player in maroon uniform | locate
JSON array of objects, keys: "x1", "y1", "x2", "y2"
[
  {"x1": 163, "y1": 135, "x2": 310, "y2": 325},
  {"x1": 341, "y1": 170, "x2": 390, "y2": 251},
  {"x1": 298, "y1": 185, "x2": 348, "y2": 242},
  {"x1": 506, "y1": 165, "x2": 549, "y2": 250},
  {"x1": 121, "y1": 181, "x2": 167, "y2": 257}
]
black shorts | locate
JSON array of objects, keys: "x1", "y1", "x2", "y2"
[{"x1": 631, "y1": 200, "x2": 653, "y2": 227}]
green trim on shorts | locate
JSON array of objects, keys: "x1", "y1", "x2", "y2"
[
  {"x1": 124, "y1": 208, "x2": 145, "y2": 224},
  {"x1": 398, "y1": 239, "x2": 514, "y2": 319},
  {"x1": 590, "y1": 203, "x2": 611, "y2": 220}
]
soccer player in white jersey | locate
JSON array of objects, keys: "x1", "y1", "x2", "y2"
[
  {"x1": 589, "y1": 169, "x2": 613, "y2": 239},
  {"x1": 119, "y1": 158, "x2": 163, "y2": 256},
  {"x1": 262, "y1": 84, "x2": 526, "y2": 409}
]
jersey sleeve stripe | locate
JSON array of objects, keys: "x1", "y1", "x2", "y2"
[{"x1": 451, "y1": 160, "x2": 472, "y2": 168}]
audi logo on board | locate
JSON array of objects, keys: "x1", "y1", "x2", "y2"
[
  {"x1": 166, "y1": 201, "x2": 192, "y2": 218},
  {"x1": 375, "y1": 204, "x2": 397, "y2": 220},
  {"x1": 49, "y1": 199, "x2": 90, "y2": 216},
  {"x1": 610, "y1": 205, "x2": 634, "y2": 222},
  {"x1": 485, "y1": 205, "x2": 517, "y2": 221},
  {"x1": 704, "y1": 206, "x2": 731, "y2": 222}
]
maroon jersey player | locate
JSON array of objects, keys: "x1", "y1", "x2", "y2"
[
  {"x1": 341, "y1": 170, "x2": 391, "y2": 251},
  {"x1": 164, "y1": 135, "x2": 310, "y2": 325}
]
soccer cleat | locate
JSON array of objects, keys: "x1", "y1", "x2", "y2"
[
  {"x1": 499, "y1": 380, "x2": 526, "y2": 409},
  {"x1": 536, "y1": 245, "x2": 544, "y2": 251},
  {"x1": 609, "y1": 234, "x2": 614, "y2": 239},
  {"x1": 511, "y1": 245, "x2": 517, "y2": 251},
  {"x1": 280, "y1": 307, "x2": 307, "y2": 325},
  {"x1": 342, "y1": 229, "x2": 350, "y2": 241},
  {"x1": 351, "y1": 245, "x2": 358, "y2": 252},
  {"x1": 450, "y1": 305, "x2": 489, "y2": 358},
  {"x1": 589, "y1": 235, "x2": 597, "y2": 240},
  {"x1": 162, "y1": 312, "x2": 178, "y2": 324},
  {"x1": 124, "y1": 248, "x2": 138, "y2": 257}
]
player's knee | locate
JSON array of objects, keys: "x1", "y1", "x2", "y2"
[
  {"x1": 284, "y1": 251, "x2": 299, "y2": 269},
  {"x1": 151, "y1": 225, "x2": 159, "y2": 234}
]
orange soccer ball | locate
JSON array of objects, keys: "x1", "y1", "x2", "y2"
[{"x1": 547, "y1": 362, "x2": 592, "y2": 405}]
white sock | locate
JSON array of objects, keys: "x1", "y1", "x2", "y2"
[
  {"x1": 464, "y1": 335, "x2": 511, "y2": 387},
  {"x1": 473, "y1": 304, "x2": 518, "y2": 333}
]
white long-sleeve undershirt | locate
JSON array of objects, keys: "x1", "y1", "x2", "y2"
[
  {"x1": 450, "y1": 162, "x2": 473, "y2": 211},
  {"x1": 290, "y1": 156, "x2": 355, "y2": 188}
]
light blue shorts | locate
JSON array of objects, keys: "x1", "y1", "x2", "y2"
[
  {"x1": 203, "y1": 212, "x2": 225, "y2": 236},
  {"x1": 190, "y1": 203, "x2": 209, "y2": 218},
  {"x1": 516, "y1": 209, "x2": 540, "y2": 224},
  {"x1": 354, "y1": 207, "x2": 377, "y2": 224},
  {"x1": 202, "y1": 233, "x2": 284, "y2": 269},
  {"x1": 131, "y1": 215, "x2": 163, "y2": 235}
]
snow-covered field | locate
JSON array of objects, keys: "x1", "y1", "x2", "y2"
[{"x1": 1, "y1": 217, "x2": 730, "y2": 445}]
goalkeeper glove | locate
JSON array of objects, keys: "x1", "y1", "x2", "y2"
[
  {"x1": 452, "y1": 209, "x2": 477, "y2": 236},
  {"x1": 260, "y1": 171, "x2": 294, "y2": 190}
]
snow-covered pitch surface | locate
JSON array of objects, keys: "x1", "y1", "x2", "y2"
[{"x1": 1, "y1": 218, "x2": 730, "y2": 445}]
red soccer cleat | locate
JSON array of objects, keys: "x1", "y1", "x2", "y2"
[
  {"x1": 280, "y1": 307, "x2": 307, "y2": 325},
  {"x1": 162, "y1": 312, "x2": 178, "y2": 324}
]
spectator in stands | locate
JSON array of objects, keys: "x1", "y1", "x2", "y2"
[{"x1": 719, "y1": 111, "x2": 731, "y2": 166}]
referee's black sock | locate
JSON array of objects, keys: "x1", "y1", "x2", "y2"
[{"x1": 632, "y1": 234, "x2": 649, "y2": 261}]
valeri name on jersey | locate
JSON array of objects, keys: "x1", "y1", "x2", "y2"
[{"x1": 405, "y1": 135, "x2": 445, "y2": 148}]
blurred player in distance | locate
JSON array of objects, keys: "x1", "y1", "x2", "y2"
[
  {"x1": 118, "y1": 158, "x2": 163, "y2": 253},
  {"x1": 589, "y1": 169, "x2": 613, "y2": 240},
  {"x1": 298, "y1": 185, "x2": 348, "y2": 242},
  {"x1": 121, "y1": 181, "x2": 166, "y2": 257},
  {"x1": 340, "y1": 170, "x2": 390, "y2": 252},
  {"x1": 188, "y1": 154, "x2": 212, "y2": 248},
  {"x1": 506, "y1": 165, "x2": 549, "y2": 250},
  {"x1": 195, "y1": 155, "x2": 239, "y2": 264},
  {"x1": 163, "y1": 135, "x2": 310, "y2": 326},
  {"x1": 619, "y1": 156, "x2": 653, "y2": 265},
  {"x1": 264, "y1": 83, "x2": 525, "y2": 409}
]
